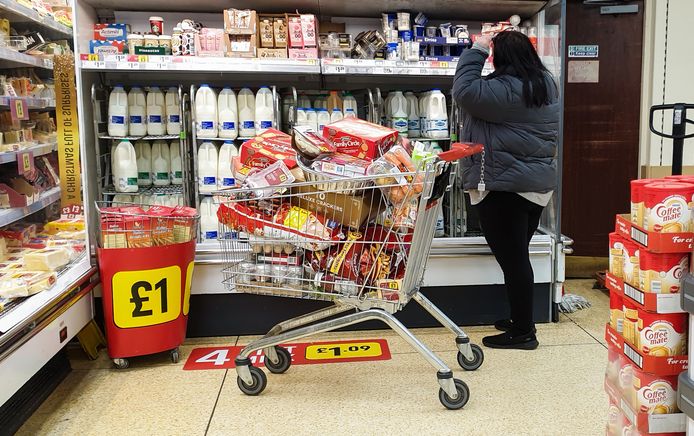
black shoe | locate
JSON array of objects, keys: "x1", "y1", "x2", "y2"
[
  {"x1": 493, "y1": 319, "x2": 537, "y2": 334},
  {"x1": 482, "y1": 331, "x2": 539, "y2": 350}
]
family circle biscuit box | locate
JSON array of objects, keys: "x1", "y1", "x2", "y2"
[{"x1": 322, "y1": 118, "x2": 398, "y2": 161}]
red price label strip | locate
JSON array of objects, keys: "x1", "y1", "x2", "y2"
[{"x1": 183, "y1": 339, "x2": 391, "y2": 371}]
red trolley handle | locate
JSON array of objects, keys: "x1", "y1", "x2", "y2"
[{"x1": 438, "y1": 142, "x2": 484, "y2": 162}]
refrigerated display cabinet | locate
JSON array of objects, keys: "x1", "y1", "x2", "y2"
[
  {"x1": 0, "y1": 0, "x2": 98, "y2": 427},
  {"x1": 73, "y1": 0, "x2": 570, "y2": 335}
]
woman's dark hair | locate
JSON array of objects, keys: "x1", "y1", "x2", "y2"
[{"x1": 490, "y1": 30, "x2": 555, "y2": 108}]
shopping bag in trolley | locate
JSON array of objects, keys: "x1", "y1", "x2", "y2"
[{"x1": 95, "y1": 202, "x2": 199, "y2": 369}]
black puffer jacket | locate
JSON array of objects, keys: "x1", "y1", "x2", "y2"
[{"x1": 452, "y1": 48, "x2": 559, "y2": 193}]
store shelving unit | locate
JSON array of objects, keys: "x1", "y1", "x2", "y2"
[
  {"x1": 73, "y1": 0, "x2": 569, "y2": 335},
  {"x1": 0, "y1": 46, "x2": 53, "y2": 69},
  {"x1": 0, "y1": 141, "x2": 57, "y2": 163},
  {"x1": 0, "y1": 5, "x2": 96, "y2": 420},
  {"x1": 0, "y1": 185, "x2": 61, "y2": 227},
  {"x1": 0, "y1": 96, "x2": 55, "y2": 109},
  {"x1": 0, "y1": 0, "x2": 72, "y2": 38}
]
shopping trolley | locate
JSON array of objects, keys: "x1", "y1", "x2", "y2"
[{"x1": 216, "y1": 142, "x2": 484, "y2": 410}]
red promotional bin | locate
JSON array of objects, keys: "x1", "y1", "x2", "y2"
[{"x1": 95, "y1": 203, "x2": 198, "y2": 369}]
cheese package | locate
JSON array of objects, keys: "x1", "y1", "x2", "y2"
[
  {"x1": 23, "y1": 247, "x2": 71, "y2": 271},
  {"x1": 0, "y1": 296, "x2": 11, "y2": 312},
  {"x1": 7, "y1": 271, "x2": 57, "y2": 295},
  {"x1": 45, "y1": 239, "x2": 85, "y2": 257},
  {"x1": 0, "y1": 277, "x2": 29, "y2": 298},
  {"x1": 0, "y1": 262, "x2": 23, "y2": 273},
  {"x1": 44, "y1": 218, "x2": 85, "y2": 234},
  {"x1": 0, "y1": 237, "x2": 6, "y2": 260},
  {"x1": 53, "y1": 230, "x2": 87, "y2": 240},
  {"x1": 0, "y1": 224, "x2": 33, "y2": 247}
]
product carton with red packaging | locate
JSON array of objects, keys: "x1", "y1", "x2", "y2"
[
  {"x1": 639, "y1": 251, "x2": 689, "y2": 294},
  {"x1": 637, "y1": 309, "x2": 687, "y2": 357},
  {"x1": 240, "y1": 129, "x2": 297, "y2": 170},
  {"x1": 172, "y1": 206, "x2": 198, "y2": 244},
  {"x1": 643, "y1": 181, "x2": 694, "y2": 233},
  {"x1": 322, "y1": 118, "x2": 399, "y2": 161},
  {"x1": 615, "y1": 214, "x2": 693, "y2": 254},
  {"x1": 605, "y1": 271, "x2": 685, "y2": 314},
  {"x1": 119, "y1": 206, "x2": 152, "y2": 248},
  {"x1": 604, "y1": 323, "x2": 688, "y2": 376}
]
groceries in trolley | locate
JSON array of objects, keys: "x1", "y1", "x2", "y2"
[
  {"x1": 215, "y1": 117, "x2": 483, "y2": 304},
  {"x1": 98, "y1": 205, "x2": 198, "y2": 249}
]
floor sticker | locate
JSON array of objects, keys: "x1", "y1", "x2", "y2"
[{"x1": 183, "y1": 339, "x2": 391, "y2": 370}]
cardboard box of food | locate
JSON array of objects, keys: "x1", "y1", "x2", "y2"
[
  {"x1": 290, "y1": 184, "x2": 379, "y2": 229},
  {"x1": 288, "y1": 47, "x2": 318, "y2": 59},
  {"x1": 93, "y1": 23, "x2": 128, "y2": 41},
  {"x1": 224, "y1": 9, "x2": 257, "y2": 35},
  {"x1": 322, "y1": 118, "x2": 398, "y2": 161},
  {"x1": 257, "y1": 48, "x2": 288, "y2": 58},
  {"x1": 225, "y1": 34, "x2": 257, "y2": 58},
  {"x1": 240, "y1": 129, "x2": 296, "y2": 169}
]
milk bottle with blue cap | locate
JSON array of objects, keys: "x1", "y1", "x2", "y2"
[
  {"x1": 165, "y1": 87, "x2": 181, "y2": 135},
  {"x1": 108, "y1": 85, "x2": 128, "y2": 137},
  {"x1": 218, "y1": 87, "x2": 238, "y2": 139},
  {"x1": 238, "y1": 87, "x2": 255, "y2": 137},
  {"x1": 218, "y1": 140, "x2": 238, "y2": 189},
  {"x1": 146, "y1": 86, "x2": 166, "y2": 135},
  {"x1": 427, "y1": 89, "x2": 448, "y2": 139},
  {"x1": 255, "y1": 86, "x2": 274, "y2": 134},
  {"x1": 198, "y1": 141, "x2": 218, "y2": 193},
  {"x1": 196, "y1": 84, "x2": 218, "y2": 138},
  {"x1": 128, "y1": 86, "x2": 146, "y2": 136}
]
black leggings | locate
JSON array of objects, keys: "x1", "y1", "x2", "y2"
[{"x1": 475, "y1": 191, "x2": 544, "y2": 334}]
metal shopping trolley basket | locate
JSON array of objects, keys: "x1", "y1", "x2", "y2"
[{"x1": 215, "y1": 142, "x2": 484, "y2": 410}]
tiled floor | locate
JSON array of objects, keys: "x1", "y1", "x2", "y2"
[{"x1": 18, "y1": 279, "x2": 608, "y2": 436}]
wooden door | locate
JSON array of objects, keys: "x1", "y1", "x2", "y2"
[{"x1": 562, "y1": 1, "x2": 644, "y2": 256}]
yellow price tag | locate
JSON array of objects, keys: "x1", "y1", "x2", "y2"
[
  {"x1": 21, "y1": 153, "x2": 31, "y2": 172},
  {"x1": 14, "y1": 100, "x2": 24, "y2": 119},
  {"x1": 440, "y1": 61, "x2": 449, "y2": 68},
  {"x1": 88, "y1": 54, "x2": 99, "y2": 61},
  {"x1": 112, "y1": 265, "x2": 182, "y2": 328},
  {"x1": 138, "y1": 55, "x2": 149, "y2": 63},
  {"x1": 305, "y1": 341, "x2": 383, "y2": 360}
]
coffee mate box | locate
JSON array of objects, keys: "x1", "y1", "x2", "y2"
[
  {"x1": 630, "y1": 367, "x2": 679, "y2": 414},
  {"x1": 643, "y1": 181, "x2": 694, "y2": 233},
  {"x1": 638, "y1": 309, "x2": 687, "y2": 357},
  {"x1": 638, "y1": 251, "x2": 689, "y2": 293},
  {"x1": 322, "y1": 118, "x2": 398, "y2": 161}
]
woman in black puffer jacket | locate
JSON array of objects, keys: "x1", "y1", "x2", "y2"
[{"x1": 453, "y1": 31, "x2": 559, "y2": 350}]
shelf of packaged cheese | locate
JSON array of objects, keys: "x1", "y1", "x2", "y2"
[
  {"x1": 0, "y1": 96, "x2": 55, "y2": 109},
  {"x1": 0, "y1": 46, "x2": 53, "y2": 69},
  {"x1": 0, "y1": 255, "x2": 91, "y2": 335},
  {"x1": 0, "y1": 0, "x2": 72, "y2": 37},
  {"x1": 0, "y1": 186, "x2": 61, "y2": 228},
  {"x1": 0, "y1": 141, "x2": 57, "y2": 164},
  {"x1": 80, "y1": 54, "x2": 321, "y2": 74}
]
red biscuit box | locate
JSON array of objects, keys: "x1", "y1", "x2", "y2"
[
  {"x1": 119, "y1": 206, "x2": 151, "y2": 248},
  {"x1": 322, "y1": 118, "x2": 399, "y2": 161},
  {"x1": 146, "y1": 205, "x2": 176, "y2": 246},
  {"x1": 240, "y1": 129, "x2": 297, "y2": 170},
  {"x1": 172, "y1": 206, "x2": 198, "y2": 243}
]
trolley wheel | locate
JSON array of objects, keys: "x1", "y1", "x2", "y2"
[
  {"x1": 265, "y1": 346, "x2": 292, "y2": 374},
  {"x1": 170, "y1": 348, "x2": 180, "y2": 364},
  {"x1": 457, "y1": 344, "x2": 484, "y2": 371},
  {"x1": 439, "y1": 379, "x2": 470, "y2": 410},
  {"x1": 237, "y1": 366, "x2": 267, "y2": 396},
  {"x1": 113, "y1": 358, "x2": 129, "y2": 370}
]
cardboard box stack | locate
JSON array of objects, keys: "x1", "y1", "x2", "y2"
[{"x1": 604, "y1": 175, "x2": 694, "y2": 436}]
